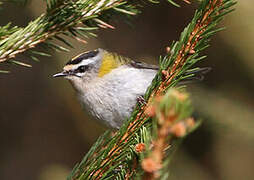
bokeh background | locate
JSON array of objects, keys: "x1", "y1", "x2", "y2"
[{"x1": 1, "y1": 1, "x2": 254, "y2": 180}]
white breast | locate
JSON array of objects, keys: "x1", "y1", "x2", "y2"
[{"x1": 79, "y1": 65, "x2": 157, "y2": 129}]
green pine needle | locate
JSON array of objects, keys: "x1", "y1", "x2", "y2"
[
  {"x1": 10, "y1": 60, "x2": 32, "y2": 67},
  {"x1": 0, "y1": 69, "x2": 9, "y2": 73},
  {"x1": 67, "y1": 0, "x2": 236, "y2": 179}
]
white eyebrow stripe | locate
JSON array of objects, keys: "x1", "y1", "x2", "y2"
[
  {"x1": 80, "y1": 59, "x2": 94, "y2": 66},
  {"x1": 70, "y1": 58, "x2": 94, "y2": 70}
]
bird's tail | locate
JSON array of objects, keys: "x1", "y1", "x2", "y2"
[{"x1": 177, "y1": 67, "x2": 212, "y2": 85}]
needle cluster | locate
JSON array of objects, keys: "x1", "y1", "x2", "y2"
[{"x1": 67, "y1": 0, "x2": 236, "y2": 180}]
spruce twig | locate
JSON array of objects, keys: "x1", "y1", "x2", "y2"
[
  {"x1": 0, "y1": 0, "x2": 187, "y2": 72},
  {"x1": 0, "y1": 0, "x2": 140, "y2": 69},
  {"x1": 68, "y1": 0, "x2": 236, "y2": 179},
  {"x1": 141, "y1": 90, "x2": 197, "y2": 179}
]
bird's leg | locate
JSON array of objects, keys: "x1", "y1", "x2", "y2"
[{"x1": 137, "y1": 95, "x2": 147, "y2": 106}]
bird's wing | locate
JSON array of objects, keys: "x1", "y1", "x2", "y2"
[
  {"x1": 176, "y1": 67, "x2": 211, "y2": 84},
  {"x1": 129, "y1": 60, "x2": 159, "y2": 70},
  {"x1": 128, "y1": 59, "x2": 211, "y2": 80},
  {"x1": 114, "y1": 52, "x2": 210, "y2": 82},
  {"x1": 112, "y1": 52, "x2": 159, "y2": 70},
  {"x1": 130, "y1": 61, "x2": 211, "y2": 84}
]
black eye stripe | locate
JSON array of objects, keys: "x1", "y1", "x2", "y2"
[
  {"x1": 75, "y1": 65, "x2": 88, "y2": 73},
  {"x1": 66, "y1": 49, "x2": 99, "y2": 65}
]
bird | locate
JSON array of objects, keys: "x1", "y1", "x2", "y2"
[{"x1": 53, "y1": 48, "x2": 209, "y2": 129}]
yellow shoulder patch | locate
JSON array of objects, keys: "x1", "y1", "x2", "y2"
[{"x1": 98, "y1": 52, "x2": 124, "y2": 77}]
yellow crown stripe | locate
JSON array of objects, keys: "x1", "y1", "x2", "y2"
[{"x1": 71, "y1": 52, "x2": 84, "y2": 61}]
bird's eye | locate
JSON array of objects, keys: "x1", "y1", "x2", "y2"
[{"x1": 77, "y1": 65, "x2": 88, "y2": 73}]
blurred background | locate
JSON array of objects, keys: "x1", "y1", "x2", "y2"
[{"x1": 1, "y1": 0, "x2": 254, "y2": 180}]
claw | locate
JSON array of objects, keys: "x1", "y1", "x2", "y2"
[{"x1": 137, "y1": 95, "x2": 147, "y2": 106}]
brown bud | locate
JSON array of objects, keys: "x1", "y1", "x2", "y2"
[
  {"x1": 171, "y1": 90, "x2": 188, "y2": 101},
  {"x1": 166, "y1": 46, "x2": 171, "y2": 53},
  {"x1": 135, "y1": 143, "x2": 146, "y2": 153},
  {"x1": 162, "y1": 70, "x2": 169, "y2": 78},
  {"x1": 185, "y1": 117, "x2": 195, "y2": 128},
  {"x1": 155, "y1": 95, "x2": 163, "y2": 102},
  {"x1": 189, "y1": 49, "x2": 196, "y2": 54},
  {"x1": 142, "y1": 158, "x2": 162, "y2": 173},
  {"x1": 145, "y1": 105, "x2": 156, "y2": 117},
  {"x1": 170, "y1": 122, "x2": 186, "y2": 137}
]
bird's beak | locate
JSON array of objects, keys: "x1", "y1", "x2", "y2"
[{"x1": 53, "y1": 71, "x2": 69, "y2": 78}]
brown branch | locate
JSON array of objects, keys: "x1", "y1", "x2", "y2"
[
  {"x1": 85, "y1": 0, "x2": 227, "y2": 179},
  {"x1": 156, "y1": 0, "x2": 223, "y2": 94},
  {"x1": 141, "y1": 90, "x2": 194, "y2": 179}
]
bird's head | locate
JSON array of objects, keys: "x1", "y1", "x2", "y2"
[{"x1": 53, "y1": 48, "x2": 127, "y2": 91}]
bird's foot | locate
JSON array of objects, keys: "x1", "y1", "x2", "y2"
[{"x1": 137, "y1": 95, "x2": 147, "y2": 106}]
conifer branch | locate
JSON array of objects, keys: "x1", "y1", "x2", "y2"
[
  {"x1": 141, "y1": 90, "x2": 197, "y2": 179},
  {"x1": 0, "y1": 0, "x2": 140, "y2": 70},
  {"x1": 0, "y1": 0, "x2": 188, "y2": 72},
  {"x1": 68, "y1": 0, "x2": 236, "y2": 179}
]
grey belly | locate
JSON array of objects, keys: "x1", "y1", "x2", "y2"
[{"x1": 80, "y1": 68, "x2": 157, "y2": 129}]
